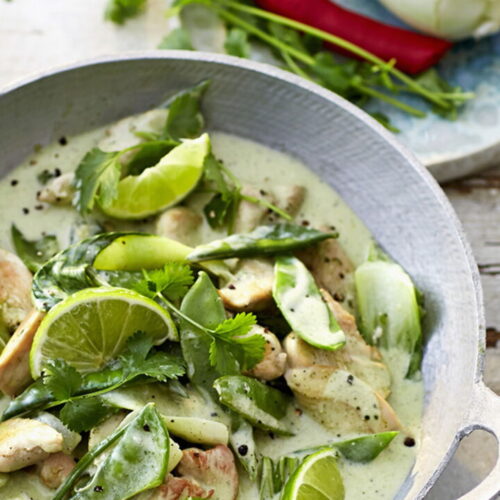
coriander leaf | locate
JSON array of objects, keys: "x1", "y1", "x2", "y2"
[
  {"x1": 138, "y1": 262, "x2": 194, "y2": 301},
  {"x1": 209, "y1": 340, "x2": 240, "y2": 376},
  {"x1": 42, "y1": 360, "x2": 82, "y2": 401},
  {"x1": 60, "y1": 397, "x2": 111, "y2": 433},
  {"x1": 120, "y1": 330, "x2": 154, "y2": 362},
  {"x1": 11, "y1": 224, "x2": 59, "y2": 273},
  {"x1": 134, "y1": 352, "x2": 186, "y2": 382},
  {"x1": 203, "y1": 154, "x2": 232, "y2": 196},
  {"x1": 225, "y1": 28, "x2": 250, "y2": 58},
  {"x1": 73, "y1": 148, "x2": 121, "y2": 215},
  {"x1": 105, "y1": 0, "x2": 146, "y2": 24},
  {"x1": 158, "y1": 27, "x2": 194, "y2": 50},
  {"x1": 311, "y1": 52, "x2": 359, "y2": 97},
  {"x1": 124, "y1": 140, "x2": 177, "y2": 176},
  {"x1": 370, "y1": 112, "x2": 400, "y2": 133},
  {"x1": 214, "y1": 313, "x2": 257, "y2": 338},
  {"x1": 204, "y1": 192, "x2": 239, "y2": 230},
  {"x1": 164, "y1": 80, "x2": 210, "y2": 140}
]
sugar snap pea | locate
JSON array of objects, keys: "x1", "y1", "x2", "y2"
[
  {"x1": 214, "y1": 375, "x2": 293, "y2": 435},
  {"x1": 273, "y1": 255, "x2": 346, "y2": 350},
  {"x1": 54, "y1": 403, "x2": 169, "y2": 500},
  {"x1": 332, "y1": 431, "x2": 399, "y2": 462},
  {"x1": 187, "y1": 223, "x2": 336, "y2": 261}
]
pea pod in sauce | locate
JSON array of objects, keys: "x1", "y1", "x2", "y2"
[{"x1": 273, "y1": 255, "x2": 346, "y2": 351}]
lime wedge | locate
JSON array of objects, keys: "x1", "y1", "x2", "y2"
[
  {"x1": 30, "y1": 287, "x2": 176, "y2": 378},
  {"x1": 282, "y1": 448, "x2": 345, "y2": 500},
  {"x1": 100, "y1": 134, "x2": 210, "y2": 219}
]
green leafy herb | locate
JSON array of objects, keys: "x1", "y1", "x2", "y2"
[
  {"x1": 158, "y1": 27, "x2": 194, "y2": 50},
  {"x1": 59, "y1": 397, "x2": 112, "y2": 433},
  {"x1": 188, "y1": 223, "x2": 336, "y2": 261},
  {"x1": 105, "y1": 0, "x2": 146, "y2": 24},
  {"x1": 54, "y1": 404, "x2": 168, "y2": 500},
  {"x1": 36, "y1": 169, "x2": 57, "y2": 185},
  {"x1": 136, "y1": 262, "x2": 194, "y2": 301},
  {"x1": 4, "y1": 332, "x2": 185, "y2": 421},
  {"x1": 124, "y1": 140, "x2": 178, "y2": 176},
  {"x1": 225, "y1": 27, "x2": 250, "y2": 58},
  {"x1": 73, "y1": 148, "x2": 121, "y2": 215},
  {"x1": 10, "y1": 224, "x2": 59, "y2": 273}
]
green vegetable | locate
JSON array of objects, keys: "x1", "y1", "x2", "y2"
[
  {"x1": 229, "y1": 418, "x2": 259, "y2": 480},
  {"x1": 225, "y1": 27, "x2": 250, "y2": 57},
  {"x1": 214, "y1": 375, "x2": 293, "y2": 435},
  {"x1": 273, "y1": 255, "x2": 346, "y2": 350},
  {"x1": 258, "y1": 455, "x2": 300, "y2": 500},
  {"x1": 177, "y1": 272, "x2": 265, "y2": 386},
  {"x1": 54, "y1": 404, "x2": 169, "y2": 500},
  {"x1": 188, "y1": 223, "x2": 336, "y2": 261},
  {"x1": 11, "y1": 224, "x2": 59, "y2": 273},
  {"x1": 3, "y1": 332, "x2": 185, "y2": 423},
  {"x1": 163, "y1": 80, "x2": 210, "y2": 141},
  {"x1": 354, "y1": 260, "x2": 423, "y2": 377},
  {"x1": 332, "y1": 432, "x2": 399, "y2": 462},
  {"x1": 158, "y1": 27, "x2": 194, "y2": 50},
  {"x1": 105, "y1": 0, "x2": 146, "y2": 24}
]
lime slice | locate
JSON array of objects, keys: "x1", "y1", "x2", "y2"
[
  {"x1": 100, "y1": 133, "x2": 210, "y2": 219},
  {"x1": 282, "y1": 448, "x2": 345, "y2": 500},
  {"x1": 30, "y1": 287, "x2": 176, "y2": 378}
]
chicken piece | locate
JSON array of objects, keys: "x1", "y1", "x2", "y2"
[
  {"x1": 156, "y1": 207, "x2": 203, "y2": 246},
  {"x1": 149, "y1": 474, "x2": 212, "y2": 500},
  {"x1": 0, "y1": 309, "x2": 44, "y2": 396},
  {"x1": 37, "y1": 452, "x2": 76, "y2": 489},
  {"x1": 285, "y1": 367, "x2": 400, "y2": 434},
  {"x1": 233, "y1": 186, "x2": 275, "y2": 234},
  {"x1": 37, "y1": 172, "x2": 75, "y2": 205},
  {"x1": 177, "y1": 445, "x2": 239, "y2": 500},
  {"x1": 270, "y1": 185, "x2": 306, "y2": 218},
  {"x1": 298, "y1": 236, "x2": 355, "y2": 310},
  {"x1": 0, "y1": 249, "x2": 33, "y2": 331},
  {"x1": 218, "y1": 258, "x2": 274, "y2": 312},
  {"x1": 245, "y1": 325, "x2": 287, "y2": 381},
  {"x1": 0, "y1": 418, "x2": 63, "y2": 473}
]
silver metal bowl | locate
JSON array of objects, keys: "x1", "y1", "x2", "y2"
[{"x1": 0, "y1": 52, "x2": 498, "y2": 499}]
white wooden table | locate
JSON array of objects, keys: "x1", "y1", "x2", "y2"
[{"x1": 1, "y1": 1, "x2": 499, "y2": 498}]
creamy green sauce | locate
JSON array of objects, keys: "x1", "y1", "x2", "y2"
[{"x1": 0, "y1": 118, "x2": 423, "y2": 499}]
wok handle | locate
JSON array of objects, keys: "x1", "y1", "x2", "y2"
[{"x1": 457, "y1": 382, "x2": 500, "y2": 500}]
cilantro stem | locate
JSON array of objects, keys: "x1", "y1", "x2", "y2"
[
  {"x1": 217, "y1": 0, "x2": 452, "y2": 110},
  {"x1": 215, "y1": 7, "x2": 425, "y2": 118},
  {"x1": 281, "y1": 51, "x2": 311, "y2": 80},
  {"x1": 54, "y1": 423, "x2": 128, "y2": 500},
  {"x1": 240, "y1": 194, "x2": 292, "y2": 221}
]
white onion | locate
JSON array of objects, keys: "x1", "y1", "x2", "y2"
[{"x1": 379, "y1": 0, "x2": 500, "y2": 40}]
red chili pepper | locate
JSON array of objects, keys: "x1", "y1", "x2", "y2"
[{"x1": 255, "y1": 0, "x2": 452, "y2": 74}]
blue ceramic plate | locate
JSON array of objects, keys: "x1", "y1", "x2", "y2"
[{"x1": 336, "y1": 0, "x2": 500, "y2": 181}]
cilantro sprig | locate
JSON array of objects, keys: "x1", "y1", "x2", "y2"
[
  {"x1": 39, "y1": 332, "x2": 185, "y2": 432},
  {"x1": 133, "y1": 263, "x2": 265, "y2": 373}
]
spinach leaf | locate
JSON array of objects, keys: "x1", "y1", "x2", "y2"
[
  {"x1": 225, "y1": 28, "x2": 250, "y2": 58},
  {"x1": 158, "y1": 27, "x2": 194, "y2": 50},
  {"x1": 54, "y1": 404, "x2": 168, "y2": 500},
  {"x1": 105, "y1": 0, "x2": 146, "y2": 24},
  {"x1": 214, "y1": 375, "x2": 293, "y2": 435},
  {"x1": 73, "y1": 148, "x2": 121, "y2": 215},
  {"x1": 163, "y1": 80, "x2": 210, "y2": 141},
  {"x1": 32, "y1": 232, "x2": 138, "y2": 310},
  {"x1": 187, "y1": 223, "x2": 337, "y2": 261},
  {"x1": 11, "y1": 224, "x2": 59, "y2": 273},
  {"x1": 273, "y1": 255, "x2": 346, "y2": 351}
]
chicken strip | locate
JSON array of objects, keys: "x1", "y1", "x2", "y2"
[
  {"x1": 0, "y1": 418, "x2": 63, "y2": 473},
  {"x1": 245, "y1": 325, "x2": 287, "y2": 381},
  {"x1": 156, "y1": 206, "x2": 203, "y2": 246},
  {"x1": 149, "y1": 475, "x2": 212, "y2": 499},
  {"x1": 37, "y1": 452, "x2": 76, "y2": 489},
  {"x1": 37, "y1": 173, "x2": 74, "y2": 205},
  {"x1": 0, "y1": 309, "x2": 44, "y2": 396},
  {"x1": 0, "y1": 249, "x2": 32, "y2": 331},
  {"x1": 218, "y1": 258, "x2": 274, "y2": 312},
  {"x1": 233, "y1": 186, "x2": 275, "y2": 234},
  {"x1": 177, "y1": 445, "x2": 239, "y2": 500}
]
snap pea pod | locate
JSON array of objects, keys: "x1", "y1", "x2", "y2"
[
  {"x1": 214, "y1": 375, "x2": 294, "y2": 435},
  {"x1": 258, "y1": 455, "x2": 300, "y2": 500},
  {"x1": 273, "y1": 255, "x2": 346, "y2": 350},
  {"x1": 54, "y1": 403, "x2": 169, "y2": 500},
  {"x1": 187, "y1": 223, "x2": 337, "y2": 261},
  {"x1": 293, "y1": 431, "x2": 399, "y2": 463}
]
